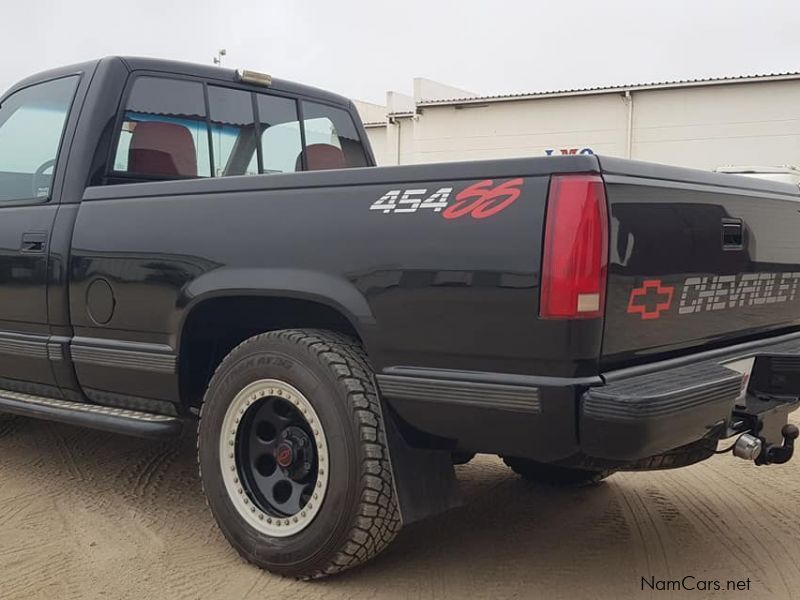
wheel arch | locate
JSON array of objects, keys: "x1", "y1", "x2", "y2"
[{"x1": 175, "y1": 268, "x2": 378, "y2": 408}]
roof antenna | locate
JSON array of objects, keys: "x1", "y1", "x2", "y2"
[{"x1": 213, "y1": 49, "x2": 227, "y2": 67}]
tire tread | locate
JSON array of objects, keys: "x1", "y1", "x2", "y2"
[{"x1": 198, "y1": 328, "x2": 401, "y2": 579}]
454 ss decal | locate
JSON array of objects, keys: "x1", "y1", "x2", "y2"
[{"x1": 370, "y1": 178, "x2": 524, "y2": 220}]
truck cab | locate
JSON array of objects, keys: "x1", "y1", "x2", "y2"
[{"x1": 0, "y1": 57, "x2": 374, "y2": 419}]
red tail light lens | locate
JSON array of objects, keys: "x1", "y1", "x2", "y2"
[{"x1": 540, "y1": 174, "x2": 609, "y2": 319}]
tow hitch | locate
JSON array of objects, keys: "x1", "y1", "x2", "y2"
[
  {"x1": 716, "y1": 353, "x2": 800, "y2": 465},
  {"x1": 733, "y1": 424, "x2": 799, "y2": 465},
  {"x1": 725, "y1": 384, "x2": 800, "y2": 465}
]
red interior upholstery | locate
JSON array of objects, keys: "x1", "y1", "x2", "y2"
[
  {"x1": 128, "y1": 121, "x2": 198, "y2": 177},
  {"x1": 296, "y1": 143, "x2": 347, "y2": 171}
]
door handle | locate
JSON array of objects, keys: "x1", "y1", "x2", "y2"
[{"x1": 21, "y1": 232, "x2": 47, "y2": 253}]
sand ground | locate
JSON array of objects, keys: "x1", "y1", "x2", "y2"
[{"x1": 1, "y1": 413, "x2": 799, "y2": 600}]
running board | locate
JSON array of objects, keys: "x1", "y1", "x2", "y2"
[{"x1": 0, "y1": 389, "x2": 182, "y2": 438}]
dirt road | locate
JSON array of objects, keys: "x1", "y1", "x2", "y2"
[{"x1": 1, "y1": 413, "x2": 799, "y2": 600}]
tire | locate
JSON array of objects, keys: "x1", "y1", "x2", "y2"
[
  {"x1": 503, "y1": 456, "x2": 613, "y2": 486},
  {"x1": 198, "y1": 329, "x2": 401, "y2": 579}
]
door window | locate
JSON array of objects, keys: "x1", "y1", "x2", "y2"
[{"x1": 0, "y1": 76, "x2": 78, "y2": 202}]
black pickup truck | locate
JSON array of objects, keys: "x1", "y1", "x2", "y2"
[{"x1": 0, "y1": 56, "x2": 798, "y2": 578}]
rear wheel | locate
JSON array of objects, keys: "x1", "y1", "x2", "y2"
[
  {"x1": 503, "y1": 456, "x2": 612, "y2": 486},
  {"x1": 198, "y1": 329, "x2": 401, "y2": 579}
]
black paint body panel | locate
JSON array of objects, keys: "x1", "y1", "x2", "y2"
[{"x1": 71, "y1": 161, "x2": 598, "y2": 394}]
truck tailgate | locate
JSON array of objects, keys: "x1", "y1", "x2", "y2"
[{"x1": 599, "y1": 157, "x2": 800, "y2": 367}]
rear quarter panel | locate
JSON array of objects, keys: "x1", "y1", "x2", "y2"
[{"x1": 70, "y1": 156, "x2": 603, "y2": 404}]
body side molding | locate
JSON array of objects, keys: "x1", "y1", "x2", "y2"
[
  {"x1": 377, "y1": 374, "x2": 541, "y2": 413},
  {"x1": 70, "y1": 338, "x2": 177, "y2": 373}
]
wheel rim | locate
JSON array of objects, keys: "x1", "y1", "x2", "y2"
[{"x1": 219, "y1": 379, "x2": 329, "y2": 537}]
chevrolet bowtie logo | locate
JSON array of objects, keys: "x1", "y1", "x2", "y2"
[{"x1": 627, "y1": 279, "x2": 675, "y2": 320}]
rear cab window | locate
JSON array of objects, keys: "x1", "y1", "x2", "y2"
[
  {"x1": 109, "y1": 74, "x2": 369, "y2": 184},
  {"x1": 256, "y1": 94, "x2": 303, "y2": 174},
  {"x1": 208, "y1": 86, "x2": 259, "y2": 177}
]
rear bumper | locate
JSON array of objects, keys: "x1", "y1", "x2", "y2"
[
  {"x1": 585, "y1": 332, "x2": 800, "y2": 460},
  {"x1": 581, "y1": 361, "x2": 743, "y2": 460},
  {"x1": 377, "y1": 331, "x2": 800, "y2": 465}
]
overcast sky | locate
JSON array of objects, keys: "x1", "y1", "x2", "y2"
[{"x1": 1, "y1": 0, "x2": 799, "y2": 104}]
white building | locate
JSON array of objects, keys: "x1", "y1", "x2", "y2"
[{"x1": 354, "y1": 73, "x2": 800, "y2": 170}]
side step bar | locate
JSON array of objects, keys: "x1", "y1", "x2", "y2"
[{"x1": 0, "y1": 390, "x2": 182, "y2": 438}]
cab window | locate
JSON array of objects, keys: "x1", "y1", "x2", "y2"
[
  {"x1": 212, "y1": 89, "x2": 304, "y2": 176},
  {"x1": 113, "y1": 77, "x2": 211, "y2": 178},
  {"x1": 110, "y1": 77, "x2": 369, "y2": 182},
  {"x1": 0, "y1": 76, "x2": 78, "y2": 202},
  {"x1": 208, "y1": 86, "x2": 258, "y2": 177},
  {"x1": 255, "y1": 94, "x2": 302, "y2": 174},
  {"x1": 300, "y1": 101, "x2": 368, "y2": 170}
]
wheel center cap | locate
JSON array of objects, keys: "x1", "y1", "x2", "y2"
[{"x1": 275, "y1": 443, "x2": 294, "y2": 468}]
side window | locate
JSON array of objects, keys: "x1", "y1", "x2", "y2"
[
  {"x1": 300, "y1": 101, "x2": 368, "y2": 171},
  {"x1": 0, "y1": 76, "x2": 78, "y2": 202},
  {"x1": 255, "y1": 94, "x2": 302, "y2": 174},
  {"x1": 208, "y1": 86, "x2": 258, "y2": 177},
  {"x1": 113, "y1": 77, "x2": 211, "y2": 178}
]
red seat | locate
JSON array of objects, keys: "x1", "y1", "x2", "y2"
[
  {"x1": 128, "y1": 121, "x2": 198, "y2": 177},
  {"x1": 296, "y1": 143, "x2": 346, "y2": 171}
]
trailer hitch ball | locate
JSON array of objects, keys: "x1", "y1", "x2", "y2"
[
  {"x1": 733, "y1": 434, "x2": 763, "y2": 461},
  {"x1": 760, "y1": 424, "x2": 799, "y2": 466}
]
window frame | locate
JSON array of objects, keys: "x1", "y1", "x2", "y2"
[
  {"x1": 105, "y1": 72, "x2": 369, "y2": 185},
  {"x1": 296, "y1": 98, "x2": 309, "y2": 172},
  {"x1": 0, "y1": 74, "x2": 81, "y2": 207}
]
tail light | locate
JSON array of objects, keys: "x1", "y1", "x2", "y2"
[{"x1": 540, "y1": 174, "x2": 609, "y2": 319}]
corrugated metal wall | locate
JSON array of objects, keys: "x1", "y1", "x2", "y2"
[{"x1": 362, "y1": 79, "x2": 800, "y2": 170}]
